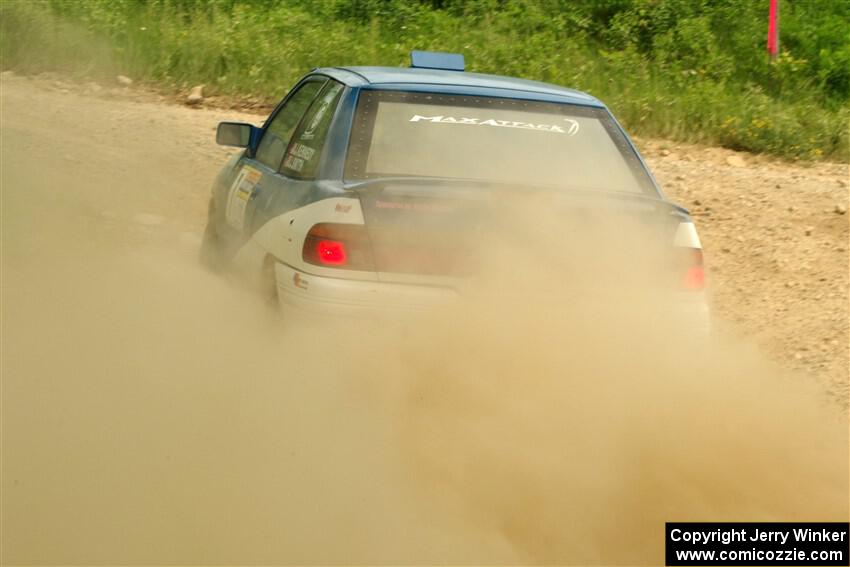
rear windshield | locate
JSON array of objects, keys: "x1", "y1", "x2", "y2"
[{"x1": 346, "y1": 90, "x2": 656, "y2": 195}]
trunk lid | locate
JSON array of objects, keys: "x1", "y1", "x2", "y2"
[{"x1": 350, "y1": 178, "x2": 687, "y2": 288}]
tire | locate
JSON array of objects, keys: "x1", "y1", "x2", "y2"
[
  {"x1": 199, "y1": 220, "x2": 224, "y2": 271},
  {"x1": 199, "y1": 197, "x2": 225, "y2": 271},
  {"x1": 261, "y1": 255, "x2": 280, "y2": 308}
]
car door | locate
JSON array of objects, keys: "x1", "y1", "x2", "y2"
[
  {"x1": 247, "y1": 79, "x2": 347, "y2": 233},
  {"x1": 219, "y1": 77, "x2": 327, "y2": 239}
]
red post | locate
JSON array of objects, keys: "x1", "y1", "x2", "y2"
[{"x1": 767, "y1": 0, "x2": 780, "y2": 59}]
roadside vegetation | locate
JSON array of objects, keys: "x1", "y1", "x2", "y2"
[{"x1": 1, "y1": 0, "x2": 848, "y2": 161}]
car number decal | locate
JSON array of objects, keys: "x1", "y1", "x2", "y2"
[{"x1": 225, "y1": 165, "x2": 262, "y2": 230}]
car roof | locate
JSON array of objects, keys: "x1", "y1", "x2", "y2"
[{"x1": 316, "y1": 66, "x2": 603, "y2": 107}]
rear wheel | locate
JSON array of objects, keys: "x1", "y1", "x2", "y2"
[
  {"x1": 199, "y1": 221, "x2": 224, "y2": 270},
  {"x1": 260, "y1": 256, "x2": 291, "y2": 333},
  {"x1": 261, "y1": 255, "x2": 280, "y2": 308},
  {"x1": 199, "y1": 198, "x2": 224, "y2": 271}
]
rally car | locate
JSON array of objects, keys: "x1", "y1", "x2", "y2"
[{"x1": 201, "y1": 51, "x2": 709, "y2": 326}]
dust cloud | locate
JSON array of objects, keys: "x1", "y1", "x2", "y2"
[
  {"x1": 346, "y1": 198, "x2": 849, "y2": 564},
  {"x1": 355, "y1": 297, "x2": 849, "y2": 564},
  {"x1": 2, "y1": 76, "x2": 847, "y2": 565}
]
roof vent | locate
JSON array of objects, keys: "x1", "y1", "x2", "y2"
[{"x1": 410, "y1": 50, "x2": 465, "y2": 72}]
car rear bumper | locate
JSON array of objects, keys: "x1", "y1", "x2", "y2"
[
  {"x1": 274, "y1": 263, "x2": 711, "y2": 332},
  {"x1": 275, "y1": 263, "x2": 458, "y2": 320}
]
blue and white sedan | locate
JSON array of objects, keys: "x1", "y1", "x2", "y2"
[{"x1": 201, "y1": 51, "x2": 708, "y2": 327}]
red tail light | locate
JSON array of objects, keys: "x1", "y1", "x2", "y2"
[
  {"x1": 680, "y1": 248, "x2": 705, "y2": 291},
  {"x1": 303, "y1": 223, "x2": 374, "y2": 270},
  {"x1": 316, "y1": 239, "x2": 347, "y2": 265}
]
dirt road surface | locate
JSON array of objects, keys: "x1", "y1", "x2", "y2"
[
  {"x1": 639, "y1": 139, "x2": 849, "y2": 402},
  {"x1": 2, "y1": 72, "x2": 848, "y2": 563}
]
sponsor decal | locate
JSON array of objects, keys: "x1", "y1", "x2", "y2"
[
  {"x1": 409, "y1": 114, "x2": 580, "y2": 135},
  {"x1": 225, "y1": 165, "x2": 261, "y2": 230},
  {"x1": 301, "y1": 104, "x2": 327, "y2": 140},
  {"x1": 302, "y1": 84, "x2": 342, "y2": 140},
  {"x1": 562, "y1": 118, "x2": 580, "y2": 135},
  {"x1": 335, "y1": 203, "x2": 352, "y2": 213}
]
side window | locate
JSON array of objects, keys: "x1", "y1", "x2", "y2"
[
  {"x1": 255, "y1": 79, "x2": 326, "y2": 169},
  {"x1": 281, "y1": 81, "x2": 345, "y2": 179}
]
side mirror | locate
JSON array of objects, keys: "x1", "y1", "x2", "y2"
[{"x1": 216, "y1": 122, "x2": 253, "y2": 147}]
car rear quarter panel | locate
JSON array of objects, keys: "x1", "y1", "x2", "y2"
[{"x1": 243, "y1": 195, "x2": 378, "y2": 282}]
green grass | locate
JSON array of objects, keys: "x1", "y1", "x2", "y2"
[{"x1": 2, "y1": 0, "x2": 848, "y2": 161}]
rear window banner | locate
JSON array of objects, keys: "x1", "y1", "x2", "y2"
[
  {"x1": 409, "y1": 114, "x2": 580, "y2": 135},
  {"x1": 345, "y1": 90, "x2": 656, "y2": 194}
]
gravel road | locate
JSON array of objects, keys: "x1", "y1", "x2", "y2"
[{"x1": 641, "y1": 140, "x2": 848, "y2": 402}]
